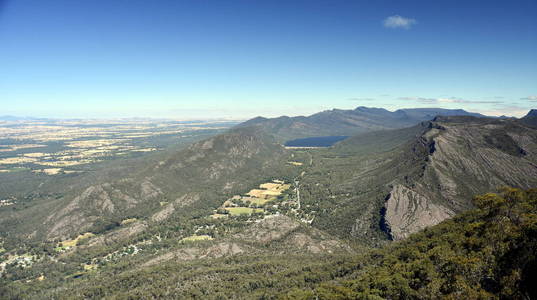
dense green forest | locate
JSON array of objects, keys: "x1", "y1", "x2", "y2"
[
  {"x1": 284, "y1": 187, "x2": 537, "y2": 299},
  {"x1": 1, "y1": 187, "x2": 534, "y2": 299}
]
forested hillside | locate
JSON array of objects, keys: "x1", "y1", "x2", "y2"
[
  {"x1": 283, "y1": 187, "x2": 537, "y2": 299},
  {"x1": 2, "y1": 188, "x2": 533, "y2": 299}
]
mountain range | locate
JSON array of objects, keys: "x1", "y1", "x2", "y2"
[
  {"x1": 1, "y1": 106, "x2": 536, "y2": 299},
  {"x1": 240, "y1": 106, "x2": 486, "y2": 141}
]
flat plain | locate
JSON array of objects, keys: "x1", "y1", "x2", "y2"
[{"x1": 0, "y1": 118, "x2": 237, "y2": 176}]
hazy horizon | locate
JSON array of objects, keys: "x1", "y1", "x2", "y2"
[{"x1": 2, "y1": 105, "x2": 533, "y2": 121}]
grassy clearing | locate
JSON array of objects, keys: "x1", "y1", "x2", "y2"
[
  {"x1": 22, "y1": 152, "x2": 48, "y2": 158},
  {"x1": 225, "y1": 207, "x2": 263, "y2": 215},
  {"x1": 0, "y1": 157, "x2": 38, "y2": 164},
  {"x1": 66, "y1": 139, "x2": 125, "y2": 148},
  {"x1": 247, "y1": 197, "x2": 276, "y2": 206},
  {"x1": 246, "y1": 189, "x2": 268, "y2": 198},
  {"x1": 181, "y1": 235, "x2": 213, "y2": 242},
  {"x1": 120, "y1": 218, "x2": 137, "y2": 226},
  {"x1": 83, "y1": 264, "x2": 98, "y2": 271},
  {"x1": 38, "y1": 159, "x2": 95, "y2": 167},
  {"x1": 33, "y1": 168, "x2": 63, "y2": 175},
  {"x1": 210, "y1": 214, "x2": 229, "y2": 219},
  {"x1": 132, "y1": 148, "x2": 157, "y2": 152},
  {"x1": 58, "y1": 232, "x2": 95, "y2": 250},
  {"x1": 0, "y1": 144, "x2": 46, "y2": 152}
]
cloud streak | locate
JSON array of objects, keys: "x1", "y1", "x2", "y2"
[
  {"x1": 383, "y1": 15, "x2": 417, "y2": 29},
  {"x1": 399, "y1": 96, "x2": 503, "y2": 104},
  {"x1": 521, "y1": 95, "x2": 537, "y2": 102},
  {"x1": 348, "y1": 97, "x2": 376, "y2": 102}
]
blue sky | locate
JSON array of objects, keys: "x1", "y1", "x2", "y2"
[{"x1": 0, "y1": 0, "x2": 536, "y2": 119}]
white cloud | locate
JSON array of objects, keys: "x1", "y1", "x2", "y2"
[
  {"x1": 383, "y1": 15, "x2": 417, "y2": 29},
  {"x1": 473, "y1": 106, "x2": 530, "y2": 118},
  {"x1": 348, "y1": 97, "x2": 376, "y2": 102},
  {"x1": 399, "y1": 96, "x2": 502, "y2": 104},
  {"x1": 399, "y1": 96, "x2": 436, "y2": 103},
  {"x1": 521, "y1": 95, "x2": 537, "y2": 102}
]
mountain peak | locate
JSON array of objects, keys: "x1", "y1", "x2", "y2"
[{"x1": 525, "y1": 109, "x2": 537, "y2": 117}]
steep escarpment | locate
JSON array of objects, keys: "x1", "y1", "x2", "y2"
[{"x1": 384, "y1": 117, "x2": 537, "y2": 239}]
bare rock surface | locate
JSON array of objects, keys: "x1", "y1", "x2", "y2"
[{"x1": 385, "y1": 184, "x2": 454, "y2": 240}]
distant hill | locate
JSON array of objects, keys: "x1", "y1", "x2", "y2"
[{"x1": 238, "y1": 106, "x2": 487, "y2": 142}]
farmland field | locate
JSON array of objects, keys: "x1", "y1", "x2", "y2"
[
  {"x1": 0, "y1": 118, "x2": 238, "y2": 176},
  {"x1": 225, "y1": 207, "x2": 264, "y2": 215}
]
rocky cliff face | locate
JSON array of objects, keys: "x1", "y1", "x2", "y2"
[
  {"x1": 384, "y1": 184, "x2": 454, "y2": 240},
  {"x1": 384, "y1": 117, "x2": 537, "y2": 239}
]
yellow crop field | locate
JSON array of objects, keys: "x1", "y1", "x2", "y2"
[
  {"x1": 38, "y1": 159, "x2": 95, "y2": 167},
  {"x1": 262, "y1": 190, "x2": 281, "y2": 196},
  {"x1": 33, "y1": 168, "x2": 63, "y2": 175},
  {"x1": 259, "y1": 182, "x2": 281, "y2": 190},
  {"x1": 0, "y1": 157, "x2": 38, "y2": 164},
  {"x1": 66, "y1": 139, "x2": 126, "y2": 148},
  {"x1": 59, "y1": 232, "x2": 95, "y2": 249},
  {"x1": 132, "y1": 148, "x2": 156, "y2": 152},
  {"x1": 22, "y1": 152, "x2": 48, "y2": 158},
  {"x1": 247, "y1": 197, "x2": 274, "y2": 206},
  {"x1": 246, "y1": 189, "x2": 269, "y2": 198},
  {"x1": 217, "y1": 180, "x2": 292, "y2": 213},
  {"x1": 0, "y1": 144, "x2": 46, "y2": 152}
]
